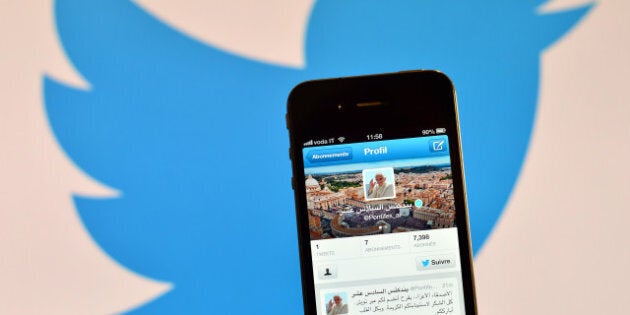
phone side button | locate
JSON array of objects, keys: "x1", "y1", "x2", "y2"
[{"x1": 291, "y1": 176, "x2": 296, "y2": 190}]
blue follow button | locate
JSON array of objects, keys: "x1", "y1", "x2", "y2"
[{"x1": 306, "y1": 147, "x2": 353, "y2": 163}]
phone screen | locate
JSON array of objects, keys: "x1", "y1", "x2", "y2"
[{"x1": 301, "y1": 134, "x2": 465, "y2": 315}]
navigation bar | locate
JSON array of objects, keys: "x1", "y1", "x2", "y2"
[{"x1": 303, "y1": 136, "x2": 450, "y2": 168}]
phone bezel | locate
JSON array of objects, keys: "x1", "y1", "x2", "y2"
[{"x1": 287, "y1": 71, "x2": 477, "y2": 314}]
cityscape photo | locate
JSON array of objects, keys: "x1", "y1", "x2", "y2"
[{"x1": 305, "y1": 164, "x2": 456, "y2": 240}]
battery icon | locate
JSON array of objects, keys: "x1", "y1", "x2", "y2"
[{"x1": 435, "y1": 128, "x2": 446, "y2": 134}]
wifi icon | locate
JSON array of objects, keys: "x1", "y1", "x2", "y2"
[{"x1": 337, "y1": 136, "x2": 346, "y2": 143}]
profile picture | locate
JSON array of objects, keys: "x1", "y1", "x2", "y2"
[
  {"x1": 362, "y1": 167, "x2": 396, "y2": 201},
  {"x1": 324, "y1": 292, "x2": 348, "y2": 315}
]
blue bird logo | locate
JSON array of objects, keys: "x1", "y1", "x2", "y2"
[{"x1": 45, "y1": 0, "x2": 591, "y2": 313}]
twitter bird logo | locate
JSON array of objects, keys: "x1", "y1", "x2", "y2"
[{"x1": 45, "y1": 0, "x2": 591, "y2": 313}]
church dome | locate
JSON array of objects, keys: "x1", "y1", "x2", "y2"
[{"x1": 305, "y1": 174, "x2": 321, "y2": 192}]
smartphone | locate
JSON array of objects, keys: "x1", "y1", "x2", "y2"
[{"x1": 286, "y1": 71, "x2": 477, "y2": 314}]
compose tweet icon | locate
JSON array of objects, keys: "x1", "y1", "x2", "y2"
[{"x1": 430, "y1": 139, "x2": 446, "y2": 152}]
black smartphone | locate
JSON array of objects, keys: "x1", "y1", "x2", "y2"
[{"x1": 286, "y1": 71, "x2": 477, "y2": 315}]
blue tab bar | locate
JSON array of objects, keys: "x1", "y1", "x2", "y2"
[{"x1": 302, "y1": 136, "x2": 449, "y2": 168}]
